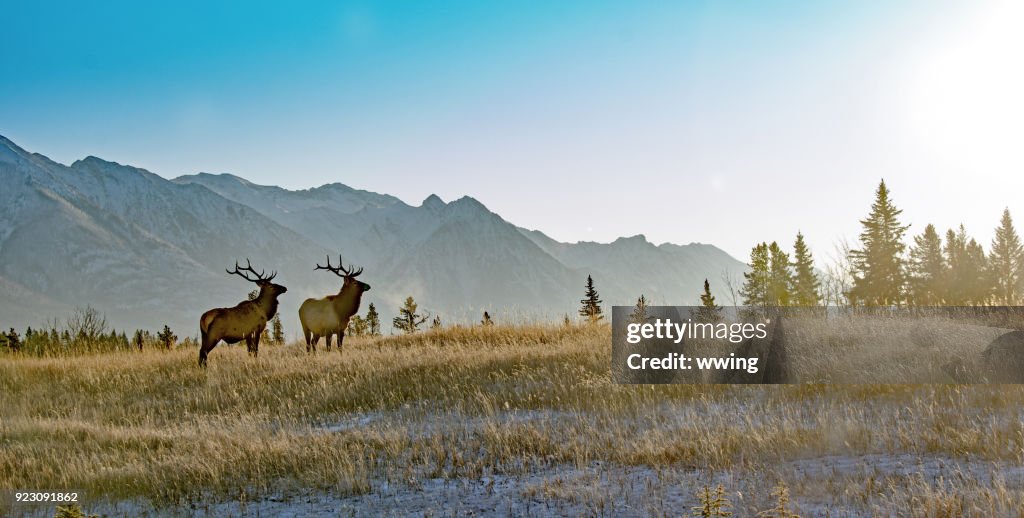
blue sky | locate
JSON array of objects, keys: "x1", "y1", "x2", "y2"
[{"x1": 3, "y1": 1, "x2": 1022, "y2": 260}]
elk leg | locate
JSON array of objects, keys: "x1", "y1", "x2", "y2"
[
  {"x1": 252, "y1": 326, "x2": 263, "y2": 358},
  {"x1": 199, "y1": 333, "x2": 217, "y2": 367},
  {"x1": 338, "y1": 331, "x2": 345, "y2": 354},
  {"x1": 303, "y1": 325, "x2": 312, "y2": 353}
]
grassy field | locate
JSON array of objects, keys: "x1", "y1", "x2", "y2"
[{"x1": 3, "y1": 323, "x2": 1024, "y2": 516}]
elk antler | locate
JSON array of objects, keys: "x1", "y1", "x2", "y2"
[
  {"x1": 226, "y1": 258, "x2": 276, "y2": 283},
  {"x1": 315, "y1": 254, "x2": 363, "y2": 278}
]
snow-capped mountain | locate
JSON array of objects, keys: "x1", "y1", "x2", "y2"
[{"x1": 0, "y1": 135, "x2": 746, "y2": 336}]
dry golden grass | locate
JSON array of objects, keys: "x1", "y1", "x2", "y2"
[
  {"x1": 2, "y1": 322, "x2": 1024, "y2": 515},
  {"x1": 783, "y1": 313, "x2": 1008, "y2": 383}
]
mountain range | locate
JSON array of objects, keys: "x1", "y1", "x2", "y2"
[{"x1": 0, "y1": 135, "x2": 747, "y2": 337}]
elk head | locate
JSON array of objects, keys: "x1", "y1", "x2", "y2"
[
  {"x1": 315, "y1": 254, "x2": 371, "y2": 294},
  {"x1": 227, "y1": 259, "x2": 288, "y2": 298}
]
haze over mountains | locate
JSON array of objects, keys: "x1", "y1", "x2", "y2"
[{"x1": 0, "y1": 135, "x2": 746, "y2": 336}]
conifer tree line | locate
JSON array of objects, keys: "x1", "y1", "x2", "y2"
[
  {"x1": 740, "y1": 233, "x2": 822, "y2": 308},
  {"x1": 347, "y1": 302, "x2": 382, "y2": 336},
  {"x1": 740, "y1": 179, "x2": 1024, "y2": 307},
  {"x1": 0, "y1": 306, "x2": 194, "y2": 356}
]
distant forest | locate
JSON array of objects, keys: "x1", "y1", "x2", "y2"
[{"x1": 735, "y1": 180, "x2": 1024, "y2": 309}]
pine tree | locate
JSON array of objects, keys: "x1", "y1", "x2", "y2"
[
  {"x1": 347, "y1": 315, "x2": 366, "y2": 336},
  {"x1": 431, "y1": 315, "x2": 443, "y2": 329},
  {"x1": 133, "y1": 329, "x2": 145, "y2": 351},
  {"x1": 990, "y1": 208, "x2": 1024, "y2": 305},
  {"x1": 965, "y1": 237, "x2": 992, "y2": 305},
  {"x1": 768, "y1": 241, "x2": 794, "y2": 306},
  {"x1": 944, "y1": 227, "x2": 966, "y2": 304},
  {"x1": 157, "y1": 325, "x2": 176, "y2": 349},
  {"x1": 630, "y1": 294, "x2": 650, "y2": 324},
  {"x1": 741, "y1": 243, "x2": 771, "y2": 308},
  {"x1": 578, "y1": 275, "x2": 603, "y2": 322},
  {"x1": 944, "y1": 225, "x2": 991, "y2": 305},
  {"x1": 480, "y1": 311, "x2": 493, "y2": 326},
  {"x1": 790, "y1": 232, "x2": 821, "y2": 306},
  {"x1": 694, "y1": 279, "x2": 723, "y2": 323},
  {"x1": 393, "y1": 296, "x2": 428, "y2": 334},
  {"x1": 365, "y1": 303, "x2": 381, "y2": 336},
  {"x1": 271, "y1": 313, "x2": 284, "y2": 344},
  {"x1": 848, "y1": 180, "x2": 909, "y2": 306},
  {"x1": 2, "y1": 328, "x2": 19, "y2": 352},
  {"x1": 908, "y1": 224, "x2": 946, "y2": 305}
]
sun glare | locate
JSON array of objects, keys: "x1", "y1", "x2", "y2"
[{"x1": 907, "y1": 0, "x2": 1024, "y2": 175}]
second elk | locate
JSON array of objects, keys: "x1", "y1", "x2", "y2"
[{"x1": 299, "y1": 255, "x2": 371, "y2": 354}]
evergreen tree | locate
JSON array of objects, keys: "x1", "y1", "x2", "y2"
[
  {"x1": 790, "y1": 232, "x2": 821, "y2": 306},
  {"x1": 365, "y1": 303, "x2": 381, "y2": 336},
  {"x1": 741, "y1": 243, "x2": 771, "y2": 308},
  {"x1": 578, "y1": 275, "x2": 604, "y2": 322},
  {"x1": 848, "y1": 180, "x2": 909, "y2": 306},
  {"x1": 990, "y1": 208, "x2": 1024, "y2": 305},
  {"x1": 247, "y1": 289, "x2": 259, "y2": 301},
  {"x1": 133, "y1": 329, "x2": 145, "y2": 351},
  {"x1": 944, "y1": 227, "x2": 966, "y2": 304},
  {"x1": 965, "y1": 237, "x2": 992, "y2": 304},
  {"x1": 6, "y1": 328, "x2": 21, "y2": 352},
  {"x1": 694, "y1": 279, "x2": 723, "y2": 323},
  {"x1": 630, "y1": 294, "x2": 650, "y2": 324},
  {"x1": 943, "y1": 225, "x2": 992, "y2": 305},
  {"x1": 480, "y1": 311, "x2": 493, "y2": 326},
  {"x1": 393, "y1": 296, "x2": 428, "y2": 334},
  {"x1": 157, "y1": 325, "x2": 176, "y2": 349},
  {"x1": 432, "y1": 315, "x2": 443, "y2": 329},
  {"x1": 347, "y1": 315, "x2": 367, "y2": 336},
  {"x1": 908, "y1": 224, "x2": 946, "y2": 305},
  {"x1": 271, "y1": 313, "x2": 284, "y2": 344},
  {"x1": 767, "y1": 241, "x2": 794, "y2": 306}
]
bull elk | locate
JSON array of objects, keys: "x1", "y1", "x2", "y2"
[
  {"x1": 199, "y1": 259, "x2": 287, "y2": 366},
  {"x1": 299, "y1": 255, "x2": 371, "y2": 354}
]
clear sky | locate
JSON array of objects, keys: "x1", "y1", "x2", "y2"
[{"x1": 3, "y1": 1, "x2": 1023, "y2": 260}]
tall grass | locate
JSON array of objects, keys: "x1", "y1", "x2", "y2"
[{"x1": 2, "y1": 322, "x2": 1024, "y2": 515}]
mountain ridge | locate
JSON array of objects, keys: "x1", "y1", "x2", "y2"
[{"x1": 1, "y1": 135, "x2": 747, "y2": 337}]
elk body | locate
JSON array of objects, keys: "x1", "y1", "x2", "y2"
[
  {"x1": 199, "y1": 260, "x2": 287, "y2": 366},
  {"x1": 299, "y1": 255, "x2": 370, "y2": 353}
]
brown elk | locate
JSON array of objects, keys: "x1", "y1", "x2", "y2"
[
  {"x1": 299, "y1": 255, "x2": 370, "y2": 353},
  {"x1": 199, "y1": 259, "x2": 287, "y2": 366}
]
